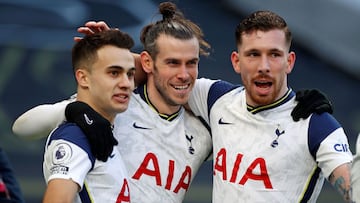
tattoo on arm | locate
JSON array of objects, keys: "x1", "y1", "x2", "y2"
[{"x1": 330, "y1": 173, "x2": 352, "y2": 202}]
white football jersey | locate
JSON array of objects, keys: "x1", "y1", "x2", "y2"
[
  {"x1": 113, "y1": 84, "x2": 212, "y2": 203},
  {"x1": 43, "y1": 123, "x2": 130, "y2": 203},
  {"x1": 188, "y1": 78, "x2": 353, "y2": 203}
]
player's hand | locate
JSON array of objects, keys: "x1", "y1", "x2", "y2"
[
  {"x1": 65, "y1": 101, "x2": 118, "y2": 162},
  {"x1": 74, "y1": 21, "x2": 112, "y2": 42},
  {"x1": 291, "y1": 89, "x2": 333, "y2": 121}
]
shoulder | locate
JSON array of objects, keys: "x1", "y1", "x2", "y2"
[
  {"x1": 308, "y1": 112, "x2": 341, "y2": 137},
  {"x1": 307, "y1": 113, "x2": 343, "y2": 157},
  {"x1": 49, "y1": 122, "x2": 94, "y2": 163},
  {"x1": 50, "y1": 122, "x2": 88, "y2": 146}
]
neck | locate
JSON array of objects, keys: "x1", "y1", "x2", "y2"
[
  {"x1": 76, "y1": 94, "x2": 114, "y2": 124},
  {"x1": 143, "y1": 83, "x2": 181, "y2": 116}
]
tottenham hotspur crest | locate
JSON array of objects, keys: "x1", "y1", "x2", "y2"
[
  {"x1": 271, "y1": 124, "x2": 285, "y2": 148},
  {"x1": 185, "y1": 132, "x2": 195, "y2": 155}
]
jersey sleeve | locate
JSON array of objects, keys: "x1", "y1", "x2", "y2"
[
  {"x1": 12, "y1": 94, "x2": 76, "y2": 139},
  {"x1": 351, "y1": 134, "x2": 360, "y2": 202},
  {"x1": 188, "y1": 78, "x2": 217, "y2": 124},
  {"x1": 43, "y1": 123, "x2": 93, "y2": 189},
  {"x1": 309, "y1": 113, "x2": 353, "y2": 179},
  {"x1": 189, "y1": 78, "x2": 240, "y2": 124}
]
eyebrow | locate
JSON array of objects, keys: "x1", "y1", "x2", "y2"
[{"x1": 108, "y1": 65, "x2": 135, "y2": 72}]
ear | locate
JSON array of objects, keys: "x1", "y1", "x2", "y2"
[
  {"x1": 231, "y1": 51, "x2": 241, "y2": 74},
  {"x1": 140, "y1": 51, "x2": 153, "y2": 74},
  {"x1": 286, "y1": 51, "x2": 296, "y2": 74},
  {"x1": 75, "y1": 68, "x2": 89, "y2": 88}
]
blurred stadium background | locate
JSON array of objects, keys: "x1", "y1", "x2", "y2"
[{"x1": 0, "y1": 0, "x2": 359, "y2": 202}]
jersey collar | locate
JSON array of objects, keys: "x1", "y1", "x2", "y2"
[
  {"x1": 135, "y1": 84, "x2": 180, "y2": 121},
  {"x1": 246, "y1": 88, "x2": 295, "y2": 114}
]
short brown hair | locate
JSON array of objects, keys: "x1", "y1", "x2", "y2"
[
  {"x1": 235, "y1": 11, "x2": 292, "y2": 49},
  {"x1": 72, "y1": 29, "x2": 134, "y2": 72}
]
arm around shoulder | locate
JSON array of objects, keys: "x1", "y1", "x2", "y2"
[{"x1": 12, "y1": 97, "x2": 74, "y2": 139}]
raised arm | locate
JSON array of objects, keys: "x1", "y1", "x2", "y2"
[{"x1": 12, "y1": 97, "x2": 74, "y2": 139}]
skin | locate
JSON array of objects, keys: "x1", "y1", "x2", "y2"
[
  {"x1": 329, "y1": 163, "x2": 352, "y2": 202},
  {"x1": 42, "y1": 45, "x2": 135, "y2": 203},
  {"x1": 76, "y1": 45, "x2": 135, "y2": 122},
  {"x1": 140, "y1": 34, "x2": 200, "y2": 115},
  {"x1": 231, "y1": 29, "x2": 295, "y2": 107}
]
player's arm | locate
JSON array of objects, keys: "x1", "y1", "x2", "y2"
[
  {"x1": 12, "y1": 97, "x2": 74, "y2": 139},
  {"x1": 42, "y1": 179, "x2": 79, "y2": 203},
  {"x1": 351, "y1": 134, "x2": 360, "y2": 202},
  {"x1": 328, "y1": 163, "x2": 352, "y2": 202}
]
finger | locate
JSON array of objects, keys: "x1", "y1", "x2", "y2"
[
  {"x1": 84, "y1": 21, "x2": 103, "y2": 33},
  {"x1": 84, "y1": 21, "x2": 98, "y2": 27},
  {"x1": 77, "y1": 27, "x2": 95, "y2": 35},
  {"x1": 73, "y1": 37, "x2": 83, "y2": 42},
  {"x1": 95, "y1": 21, "x2": 111, "y2": 31},
  {"x1": 83, "y1": 21, "x2": 110, "y2": 33}
]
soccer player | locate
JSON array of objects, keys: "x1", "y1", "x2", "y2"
[
  {"x1": 42, "y1": 29, "x2": 134, "y2": 202},
  {"x1": 187, "y1": 10, "x2": 353, "y2": 202},
  {"x1": 12, "y1": 2, "x2": 334, "y2": 203},
  {"x1": 351, "y1": 134, "x2": 360, "y2": 202}
]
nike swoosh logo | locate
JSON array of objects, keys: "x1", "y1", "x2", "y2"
[
  {"x1": 218, "y1": 118, "x2": 233, "y2": 125},
  {"x1": 84, "y1": 113, "x2": 93, "y2": 125},
  {"x1": 133, "y1": 122, "x2": 151, "y2": 130}
]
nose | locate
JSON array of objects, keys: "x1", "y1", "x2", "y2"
[
  {"x1": 119, "y1": 73, "x2": 133, "y2": 90},
  {"x1": 258, "y1": 56, "x2": 270, "y2": 73},
  {"x1": 176, "y1": 65, "x2": 190, "y2": 79}
]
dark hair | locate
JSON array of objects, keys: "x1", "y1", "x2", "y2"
[
  {"x1": 140, "y1": 1, "x2": 210, "y2": 59},
  {"x1": 235, "y1": 10, "x2": 292, "y2": 48},
  {"x1": 72, "y1": 29, "x2": 134, "y2": 72}
]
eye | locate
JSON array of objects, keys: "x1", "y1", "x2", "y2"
[
  {"x1": 127, "y1": 70, "x2": 135, "y2": 79},
  {"x1": 110, "y1": 70, "x2": 119, "y2": 77},
  {"x1": 187, "y1": 59, "x2": 198, "y2": 66},
  {"x1": 271, "y1": 53, "x2": 281, "y2": 57},
  {"x1": 247, "y1": 52, "x2": 259, "y2": 57}
]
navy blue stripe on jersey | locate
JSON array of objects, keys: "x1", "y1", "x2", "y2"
[
  {"x1": 207, "y1": 80, "x2": 241, "y2": 117},
  {"x1": 299, "y1": 167, "x2": 321, "y2": 202},
  {"x1": 247, "y1": 89, "x2": 295, "y2": 114},
  {"x1": 196, "y1": 115, "x2": 213, "y2": 161},
  {"x1": 79, "y1": 182, "x2": 92, "y2": 203},
  {"x1": 49, "y1": 122, "x2": 96, "y2": 169},
  {"x1": 307, "y1": 112, "x2": 341, "y2": 159}
]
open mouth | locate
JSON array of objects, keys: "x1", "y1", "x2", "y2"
[
  {"x1": 173, "y1": 84, "x2": 190, "y2": 90},
  {"x1": 255, "y1": 81, "x2": 272, "y2": 88}
]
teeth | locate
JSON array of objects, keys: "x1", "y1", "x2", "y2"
[{"x1": 174, "y1": 85, "x2": 188, "y2": 90}]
